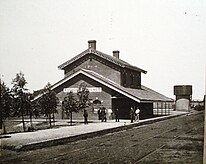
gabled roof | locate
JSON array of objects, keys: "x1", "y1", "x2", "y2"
[
  {"x1": 51, "y1": 69, "x2": 173, "y2": 103},
  {"x1": 58, "y1": 48, "x2": 147, "y2": 74}
]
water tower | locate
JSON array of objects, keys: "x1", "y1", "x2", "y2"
[{"x1": 174, "y1": 85, "x2": 192, "y2": 112}]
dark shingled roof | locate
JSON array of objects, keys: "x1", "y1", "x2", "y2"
[
  {"x1": 82, "y1": 69, "x2": 173, "y2": 102},
  {"x1": 51, "y1": 69, "x2": 173, "y2": 103},
  {"x1": 58, "y1": 48, "x2": 147, "y2": 74}
]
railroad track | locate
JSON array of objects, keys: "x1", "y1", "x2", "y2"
[
  {"x1": 134, "y1": 125, "x2": 202, "y2": 163},
  {"x1": 88, "y1": 127, "x2": 179, "y2": 164},
  {"x1": 41, "y1": 125, "x2": 190, "y2": 164},
  {"x1": 1, "y1": 112, "x2": 203, "y2": 164}
]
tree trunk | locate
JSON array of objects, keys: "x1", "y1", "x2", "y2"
[
  {"x1": 52, "y1": 110, "x2": 55, "y2": 126},
  {"x1": 2, "y1": 121, "x2": 7, "y2": 134},
  {"x1": 45, "y1": 114, "x2": 48, "y2": 123},
  {"x1": 70, "y1": 111, "x2": 72, "y2": 126},
  {"x1": 20, "y1": 98, "x2": 26, "y2": 132},
  {"x1": 49, "y1": 113, "x2": 52, "y2": 128},
  {"x1": 62, "y1": 106, "x2": 64, "y2": 119},
  {"x1": 21, "y1": 111, "x2": 26, "y2": 132},
  {"x1": 29, "y1": 111, "x2": 33, "y2": 129}
]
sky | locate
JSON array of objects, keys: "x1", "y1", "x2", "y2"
[{"x1": 0, "y1": 0, "x2": 206, "y2": 100}]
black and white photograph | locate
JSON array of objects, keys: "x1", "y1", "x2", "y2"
[{"x1": 0, "y1": 0, "x2": 205, "y2": 163}]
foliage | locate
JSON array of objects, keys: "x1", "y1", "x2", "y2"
[
  {"x1": 0, "y1": 80, "x2": 13, "y2": 133},
  {"x1": 12, "y1": 72, "x2": 28, "y2": 92},
  {"x1": 62, "y1": 82, "x2": 91, "y2": 125},
  {"x1": 62, "y1": 92, "x2": 78, "y2": 125},
  {"x1": 63, "y1": 92, "x2": 78, "y2": 115},
  {"x1": 11, "y1": 72, "x2": 29, "y2": 132},
  {"x1": 77, "y1": 83, "x2": 90, "y2": 111},
  {"x1": 38, "y1": 83, "x2": 59, "y2": 128},
  {"x1": 31, "y1": 89, "x2": 45, "y2": 118}
]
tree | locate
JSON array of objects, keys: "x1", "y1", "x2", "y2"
[
  {"x1": 62, "y1": 92, "x2": 78, "y2": 126},
  {"x1": 11, "y1": 72, "x2": 29, "y2": 132},
  {"x1": 26, "y1": 93, "x2": 34, "y2": 130},
  {"x1": 0, "y1": 80, "x2": 12, "y2": 134},
  {"x1": 77, "y1": 83, "x2": 90, "y2": 111},
  {"x1": 38, "y1": 83, "x2": 58, "y2": 128},
  {"x1": 62, "y1": 83, "x2": 90, "y2": 125},
  {"x1": 31, "y1": 89, "x2": 44, "y2": 119}
]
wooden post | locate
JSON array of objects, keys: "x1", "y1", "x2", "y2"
[{"x1": 203, "y1": 95, "x2": 206, "y2": 164}]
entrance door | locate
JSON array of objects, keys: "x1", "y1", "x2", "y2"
[{"x1": 112, "y1": 97, "x2": 138, "y2": 119}]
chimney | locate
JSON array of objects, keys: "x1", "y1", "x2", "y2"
[
  {"x1": 88, "y1": 40, "x2": 96, "y2": 50},
  {"x1": 113, "y1": 50, "x2": 120, "y2": 59}
]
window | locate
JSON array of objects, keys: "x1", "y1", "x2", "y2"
[
  {"x1": 137, "y1": 73, "x2": 141, "y2": 87},
  {"x1": 122, "y1": 71, "x2": 126, "y2": 86},
  {"x1": 131, "y1": 74, "x2": 134, "y2": 86}
]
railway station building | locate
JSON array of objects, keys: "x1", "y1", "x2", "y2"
[{"x1": 52, "y1": 40, "x2": 174, "y2": 120}]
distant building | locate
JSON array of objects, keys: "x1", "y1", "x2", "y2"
[
  {"x1": 191, "y1": 99, "x2": 204, "y2": 108},
  {"x1": 174, "y1": 85, "x2": 192, "y2": 112},
  {"x1": 52, "y1": 40, "x2": 173, "y2": 120}
]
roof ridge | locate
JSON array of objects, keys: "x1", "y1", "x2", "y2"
[
  {"x1": 90, "y1": 49, "x2": 123, "y2": 67},
  {"x1": 90, "y1": 49, "x2": 147, "y2": 73},
  {"x1": 58, "y1": 49, "x2": 90, "y2": 69},
  {"x1": 58, "y1": 48, "x2": 147, "y2": 73}
]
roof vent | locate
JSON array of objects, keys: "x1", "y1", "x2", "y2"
[
  {"x1": 88, "y1": 40, "x2": 96, "y2": 50},
  {"x1": 113, "y1": 50, "x2": 120, "y2": 59}
]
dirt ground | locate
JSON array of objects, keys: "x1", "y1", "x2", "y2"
[
  {"x1": 1, "y1": 118, "x2": 67, "y2": 134},
  {"x1": 1, "y1": 111, "x2": 204, "y2": 163}
]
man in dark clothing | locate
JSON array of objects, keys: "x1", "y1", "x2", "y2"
[
  {"x1": 130, "y1": 107, "x2": 135, "y2": 123},
  {"x1": 83, "y1": 109, "x2": 88, "y2": 124},
  {"x1": 101, "y1": 107, "x2": 107, "y2": 122},
  {"x1": 114, "y1": 108, "x2": 120, "y2": 122},
  {"x1": 98, "y1": 108, "x2": 101, "y2": 120}
]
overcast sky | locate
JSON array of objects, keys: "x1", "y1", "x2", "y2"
[{"x1": 0, "y1": 0, "x2": 206, "y2": 100}]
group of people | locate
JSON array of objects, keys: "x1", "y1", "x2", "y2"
[
  {"x1": 114, "y1": 107, "x2": 140, "y2": 123},
  {"x1": 98, "y1": 107, "x2": 107, "y2": 122},
  {"x1": 83, "y1": 106, "x2": 140, "y2": 124},
  {"x1": 130, "y1": 107, "x2": 140, "y2": 123},
  {"x1": 83, "y1": 106, "x2": 107, "y2": 124}
]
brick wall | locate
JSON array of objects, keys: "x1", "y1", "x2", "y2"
[
  {"x1": 64, "y1": 54, "x2": 121, "y2": 85},
  {"x1": 62, "y1": 53, "x2": 142, "y2": 89},
  {"x1": 54, "y1": 74, "x2": 116, "y2": 119}
]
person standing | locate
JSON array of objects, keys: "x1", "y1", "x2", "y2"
[
  {"x1": 83, "y1": 109, "x2": 88, "y2": 124},
  {"x1": 130, "y1": 107, "x2": 135, "y2": 123},
  {"x1": 101, "y1": 107, "x2": 107, "y2": 122},
  {"x1": 135, "y1": 107, "x2": 140, "y2": 122},
  {"x1": 98, "y1": 108, "x2": 101, "y2": 120},
  {"x1": 114, "y1": 108, "x2": 120, "y2": 122}
]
